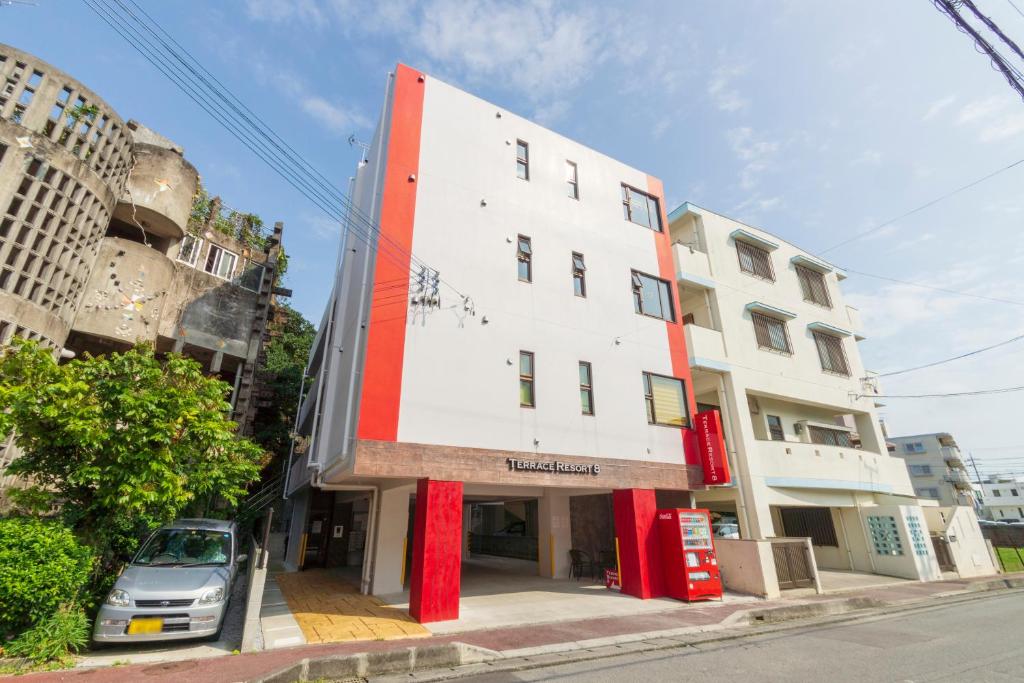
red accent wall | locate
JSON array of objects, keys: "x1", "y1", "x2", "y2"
[
  {"x1": 612, "y1": 488, "x2": 666, "y2": 599},
  {"x1": 646, "y1": 175, "x2": 700, "y2": 465},
  {"x1": 409, "y1": 478, "x2": 463, "y2": 623},
  {"x1": 357, "y1": 65, "x2": 425, "y2": 442}
]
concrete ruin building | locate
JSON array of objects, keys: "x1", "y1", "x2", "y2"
[{"x1": 0, "y1": 43, "x2": 285, "y2": 486}]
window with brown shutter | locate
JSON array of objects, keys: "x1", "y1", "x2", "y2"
[
  {"x1": 813, "y1": 331, "x2": 849, "y2": 375},
  {"x1": 751, "y1": 311, "x2": 792, "y2": 354},
  {"x1": 796, "y1": 265, "x2": 832, "y2": 308},
  {"x1": 736, "y1": 241, "x2": 774, "y2": 281}
]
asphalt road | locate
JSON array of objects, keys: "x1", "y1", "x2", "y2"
[{"x1": 453, "y1": 592, "x2": 1024, "y2": 683}]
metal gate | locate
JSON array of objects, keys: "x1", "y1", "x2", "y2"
[
  {"x1": 771, "y1": 539, "x2": 815, "y2": 589},
  {"x1": 930, "y1": 535, "x2": 955, "y2": 572}
]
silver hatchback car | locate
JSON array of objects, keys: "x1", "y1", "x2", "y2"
[{"x1": 93, "y1": 519, "x2": 246, "y2": 644}]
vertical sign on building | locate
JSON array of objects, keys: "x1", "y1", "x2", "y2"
[{"x1": 696, "y1": 410, "x2": 730, "y2": 485}]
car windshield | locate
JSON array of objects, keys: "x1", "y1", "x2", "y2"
[{"x1": 134, "y1": 528, "x2": 232, "y2": 566}]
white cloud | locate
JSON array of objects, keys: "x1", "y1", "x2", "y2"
[
  {"x1": 707, "y1": 61, "x2": 749, "y2": 112},
  {"x1": 957, "y1": 96, "x2": 1005, "y2": 124},
  {"x1": 301, "y1": 96, "x2": 370, "y2": 134},
  {"x1": 852, "y1": 149, "x2": 883, "y2": 165},
  {"x1": 727, "y1": 127, "x2": 781, "y2": 190},
  {"x1": 978, "y1": 113, "x2": 1024, "y2": 143},
  {"x1": 922, "y1": 95, "x2": 955, "y2": 121}
]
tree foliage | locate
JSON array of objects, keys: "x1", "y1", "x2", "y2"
[{"x1": 0, "y1": 340, "x2": 265, "y2": 553}]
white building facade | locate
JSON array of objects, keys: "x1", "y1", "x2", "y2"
[
  {"x1": 668, "y1": 203, "x2": 943, "y2": 582},
  {"x1": 287, "y1": 66, "x2": 718, "y2": 622},
  {"x1": 888, "y1": 433, "x2": 976, "y2": 508},
  {"x1": 978, "y1": 476, "x2": 1024, "y2": 521}
]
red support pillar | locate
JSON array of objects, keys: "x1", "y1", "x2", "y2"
[
  {"x1": 612, "y1": 488, "x2": 666, "y2": 599},
  {"x1": 409, "y1": 478, "x2": 463, "y2": 623}
]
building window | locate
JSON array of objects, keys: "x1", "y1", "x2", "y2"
[
  {"x1": 579, "y1": 361, "x2": 594, "y2": 416},
  {"x1": 236, "y1": 259, "x2": 264, "y2": 292},
  {"x1": 621, "y1": 184, "x2": 662, "y2": 231},
  {"x1": 736, "y1": 241, "x2": 775, "y2": 281},
  {"x1": 751, "y1": 311, "x2": 791, "y2": 354},
  {"x1": 903, "y1": 442, "x2": 926, "y2": 454},
  {"x1": 1012, "y1": 489, "x2": 1020, "y2": 497},
  {"x1": 517, "y1": 235, "x2": 532, "y2": 282},
  {"x1": 916, "y1": 488, "x2": 940, "y2": 499},
  {"x1": 796, "y1": 265, "x2": 832, "y2": 308},
  {"x1": 177, "y1": 234, "x2": 203, "y2": 266},
  {"x1": 642, "y1": 372, "x2": 689, "y2": 428},
  {"x1": 519, "y1": 351, "x2": 535, "y2": 408},
  {"x1": 813, "y1": 331, "x2": 850, "y2": 376},
  {"x1": 808, "y1": 426, "x2": 853, "y2": 448},
  {"x1": 516, "y1": 140, "x2": 529, "y2": 180},
  {"x1": 572, "y1": 252, "x2": 586, "y2": 297},
  {"x1": 993, "y1": 489, "x2": 1002, "y2": 497},
  {"x1": 767, "y1": 415, "x2": 784, "y2": 441},
  {"x1": 203, "y1": 244, "x2": 238, "y2": 280},
  {"x1": 780, "y1": 507, "x2": 838, "y2": 547},
  {"x1": 566, "y1": 161, "x2": 578, "y2": 199},
  {"x1": 909, "y1": 464, "x2": 933, "y2": 477},
  {"x1": 631, "y1": 270, "x2": 675, "y2": 321}
]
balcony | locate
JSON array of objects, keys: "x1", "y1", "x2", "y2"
[
  {"x1": 845, "y1": 305, "x2": 865, "y2": 340},
  {"x1": 673, "y1": 243, "x2": 715, "y2": 289},
  {"x1": 942, "y1": 447, "x2": 964, "y2": 468},
  {"x1": 684, "y1": 323, "x2": 729, "y2": 371},
  {"x1": 749, "y1": 439, "x2": 913, "y2": 496},
  {"x1": 943, "y1": 470, "x2": 973, "y2": 489}
]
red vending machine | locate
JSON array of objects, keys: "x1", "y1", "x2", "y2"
[{"x1": 657, "y1": 508, "x2": 723, "y2": 602}]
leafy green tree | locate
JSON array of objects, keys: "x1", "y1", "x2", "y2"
[{"x1": 0, "y1": 340, "x2": 265, "y2": 564}]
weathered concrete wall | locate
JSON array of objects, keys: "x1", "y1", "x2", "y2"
[
  {"x1": 71, "y1": 237, "x2": 172, "y2": 345},
  {"x1": 715, "y1": 538, "x2": 781, "y2": 598},
  {"x1": 113, "y1": 142, "x2": 198, "y2": 241}
]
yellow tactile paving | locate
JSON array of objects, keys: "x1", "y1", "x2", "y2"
[{"x1": 275, "y1": 569, "x2": 431, "y2": 643}]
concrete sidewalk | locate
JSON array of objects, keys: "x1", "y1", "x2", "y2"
[{"x1": 7, "y1": 572, "x2": 1023, "y2": 683}]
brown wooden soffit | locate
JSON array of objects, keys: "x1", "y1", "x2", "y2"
[{"x1": 349, "y1": 439, "x2": 705, "y2": 491}]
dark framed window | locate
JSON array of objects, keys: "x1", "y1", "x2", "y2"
[
  {"x1": 517, "y1": 235, "x2": 532, "y2": 283},
  {"x1": 579, "y1": 361, "x2": 594, "y2": 415},
  {"x1": 519, "y1": 351, "x2": 535, "y2": 407},
  {"x1": 621, "y1": 184, "x2": 662, "y2": 231},
  {"x1": 572, "y1": 252, "x2": 586, "y2": 297},
  {"x1": 566, "y1": 161, "x2": 578, "y2": 199},
  {"x1": 631, "y1": 270, "x2": 675, "y2": 321},
  {"x1": 813, "y1": 331, "x2": 850, "y2": 375},
  {"x1": 516, "y1": 140, "x2": 529, "y2": 180},
  {"x1": 736, "y1": 241, "x2": 775, "y2": 281},
  {"x1": 780, "y1": 507, "x2": 838, "y2": 546},
  {"x1": 796, "y1": 265, "x2": 831, "y2": 308},
  {"x1": 751, "y1": 311, "x2": 791, "y2": 354},
  {"x1": 767, "y1": 415, "x2": 784, "y2": 441},
  {"x1": 809, "y1": 426, "x2": 853, "y2": 448},
  {"x1": 642, "y1": 372, "x2": 689, "y2": 428}
]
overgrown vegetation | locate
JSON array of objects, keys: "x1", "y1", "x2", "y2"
[
  {"x1": 0, "y1": 341, "x2": 266, "y2": 665},
  {"x1": 190, "y1": 184, "x2": 270, "y2": 251},
  {"x1": 4, "y1": 607, "x2": 90, "y2": 666}
]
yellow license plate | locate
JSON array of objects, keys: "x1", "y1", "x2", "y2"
[{"x1": 127, "y1": 618, "x2": 163, "y2": 634}]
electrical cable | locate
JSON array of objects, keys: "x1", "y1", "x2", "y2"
[
  {"x1": 819, "y1": 158, "x2": 1024, "y2": 254},
  {"x1": 839, "y1": 267, "x2": 1024, "y2": 306},
  {"x1": 1009, "y1": 0, "x2": 1024, "y2": 20},
  {"x1": 870, "y1": 332, "x2": 1024, "y2": 378},
  {"x1": 864, "y1": 385, "x2": 1024, "y2": 398}
]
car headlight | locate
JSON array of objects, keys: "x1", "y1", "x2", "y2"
[
  {"x1": 199, "y1": 585, "x2": 225, "y2": 604},
  {"x1": 106, "y1": 589, "x2": 131, "y2": 607}
]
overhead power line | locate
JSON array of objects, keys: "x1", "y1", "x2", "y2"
[
  {"x1": 931, "y1": 0, "x2": 1024, "y2": 101},
  {"x1": 872, "y1": 331, "x2": 1024, "y2": 378},
  {"x1": 82, "y1": 0, "x2": 472, "y2": 308},
  {"x1": 819, "y1": 157, "x2": 1024, "y2": 253},
  {"x1": 865, "y1": 385, "x2": 1024, "y2": 398},
  {"x1": 840, "y1": 267, "x2": 1024, "y2": 306}
]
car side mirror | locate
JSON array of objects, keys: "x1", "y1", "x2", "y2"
[{"x1": 236, "y1": 554, "x2": 248, "y2": 564}]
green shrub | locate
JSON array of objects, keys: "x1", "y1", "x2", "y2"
[
  {"x1": 0, "y1": 518, "x2": 94, "y2": 637},
  {"x1": 5, "y1": 606, "x2": 89, "y2": 664}
]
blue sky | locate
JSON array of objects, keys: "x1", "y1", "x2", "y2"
[{"x1": 4, "y1": 1, "x2": 1024, "y2": 475}]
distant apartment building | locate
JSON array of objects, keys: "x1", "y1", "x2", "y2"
[
  {"x1": 978, "y1": 475, "x2": 1024, "y2": 521},
  {"x1": 668, "y1": 203, "x2": 944, "y2": 583},
  {"x1": 0, "y1": 44, "x2": 283, "y2": 487},
  {"x1": 888, "y1": 433, "x2": 976, "y2": 508}
]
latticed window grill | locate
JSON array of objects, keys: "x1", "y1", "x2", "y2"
[
  {"x1": 808, "y1": 426, "x2": 853, "y2": 448},
  {"x1": 751, "y1": 311, "x2": 791, "y2": 353},
  {"x1": 796, "y1": 265, "x2": 832, "y2": 307},
  {"x1": 736, "y1": 241, "x2": 774, "y2": 280},
  {"x1": 813, "y1": 331, "x2": 850, "y2": 375}
]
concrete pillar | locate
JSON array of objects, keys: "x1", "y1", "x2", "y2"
[
  {"x1": 409, "y1": 479, "x2": 463, "y2": 623},
  {"x1": 538, "y1": 490, "x2": 571, "y2": 579},
  {"x1": 370, "y1": 483, "x2": 414, "y2": 596},
  {"x1": 720, "y1": 373, "x2": 774, "y2": 539},
  {"x1": 612, "y1": 488, "x2": 666, "y2": 599},
  {"x1": 461, "y1": 504, "x2": 472, "y2": 561},
  {"x1": 284, "y1": 487, "x2": 310, "y2": 571}
]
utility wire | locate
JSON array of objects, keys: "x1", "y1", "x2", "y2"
[
  {"x1": 840, "y1": 267, "x2": 1024, "y2": 306},
  {"x1": 819, "y1": 158, "x2": 1024, "y2": 253},
  {"x1": 871, "y1": 331, "x2": 1024, "y2": 378},
  {"x1": 1009, "y1": 0, "x2": 1024, "y2": 21},
  {"x1": 864, "y1": 385, "x2": 1024, "y2": 398}
]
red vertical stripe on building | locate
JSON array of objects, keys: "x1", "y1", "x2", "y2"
[
  {"x1": 647, "y1": 175, "x2": 700, "y2": 465},
  {"x1": 357, "y1": 65, "x2": 425, "y2": 442},
  {"x1": 409, "y1": 478, "x2": 463, "y2": 623}
]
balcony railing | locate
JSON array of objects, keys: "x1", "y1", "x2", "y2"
[{"x1": 943, "y1": 470, "x2": 972, "y2": 489}]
